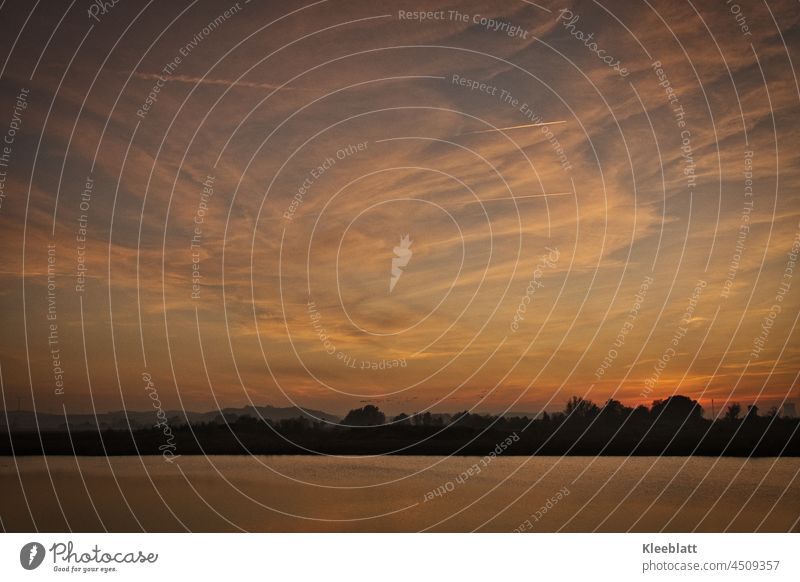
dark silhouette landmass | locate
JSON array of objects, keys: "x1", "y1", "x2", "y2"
[
  {"x1": 0, "y1": 404, "x2": 339, "y2": 432},
  {"x1": 1, "y1": 396, "x2": 798, "y2": 457}
]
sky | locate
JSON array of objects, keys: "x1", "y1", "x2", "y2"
[{"x1": 0, "y1": 0, "x2": 798, "y2": 418}]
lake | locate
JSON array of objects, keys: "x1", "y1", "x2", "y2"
[{"x1": 1, "y1": 456, "x2": 797, "y2": 532}]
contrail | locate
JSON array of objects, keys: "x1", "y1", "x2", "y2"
[
  {"x1": 465, "y1": 192, "x2": 573, "y2": 202},
  {"x1": 458, "y1": 120, "x2": 566, "y2": 135},
  {"x1": 130, "y1": 71, "x2": 290, "y2": 91},
  {"x1": 459, "y1": 192, "x2": 574, "y2": 207}
]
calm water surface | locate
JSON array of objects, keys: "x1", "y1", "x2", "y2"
[{"x1": 1, "y1": 456, "x2": 798, "y2": 532}]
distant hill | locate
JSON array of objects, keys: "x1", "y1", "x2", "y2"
[{"x1": 0, "y1": 404, "x2": 340, "y2": 432}]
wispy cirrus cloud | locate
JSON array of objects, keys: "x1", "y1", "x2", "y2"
[{"x1": 1, "y1": 0, "x2": 798, "y2": 417}]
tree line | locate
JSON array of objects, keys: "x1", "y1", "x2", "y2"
[{"x1": 2, "y1": 394, "x2": 797, "y2": 457}]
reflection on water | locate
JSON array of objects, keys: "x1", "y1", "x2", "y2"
[{"x1": 1, "y1": 456, "x2": 797, "y2": 532}]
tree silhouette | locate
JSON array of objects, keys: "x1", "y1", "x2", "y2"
[
  {"x1": 342, "y1": 405, "x2": 385, "y2": 426},
  {"x1": 599, "y1": 399, "x2": 632, "y2": 423},
  {"x1": 650, "y1": 395, "x2": 703, "y2": 423},
  {"x1": 631, "y1": 405, "x2": 650, "y2": 425},
  {"x1": 724, "y1": 403, "x2": 742, "y2": 422},
  {"x1": 564, "y1": 396, "x2": 600, "y2": 422},
  {"x1": 393, "y1": 413, "x2": 411, "y2": 425}
]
